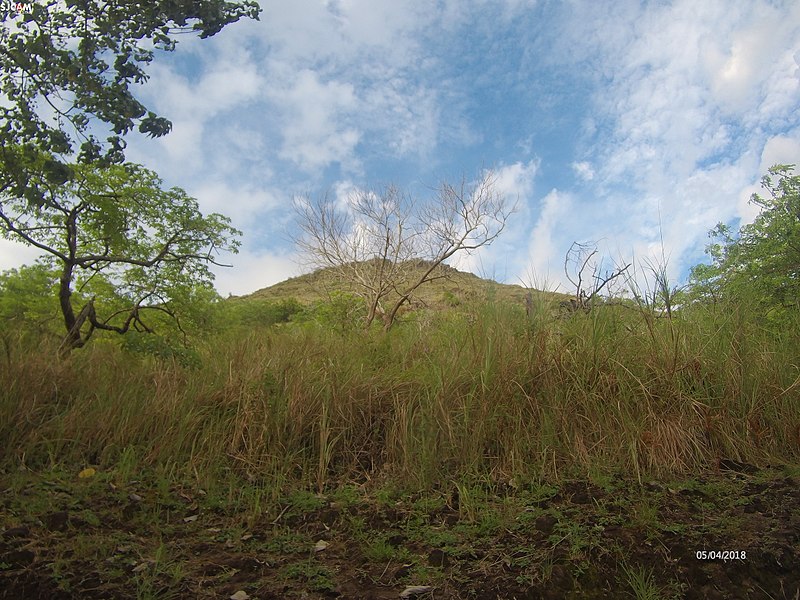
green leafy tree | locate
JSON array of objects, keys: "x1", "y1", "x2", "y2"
[
  {"x1": 0, "y1": 160, "x2": 240, "y2": 352},
  {"x1": 0, "y1": 263, "x2": 60, "y2": 327},
  {"x1": 0, "y1": 262, "x2": 61, "y2": 359},
  {"x1": 688, "y1": 164, "x2": 799, "y2": 318},
  {"x1": 0, "y1": 0, "x2": 260, "y2": 197}
]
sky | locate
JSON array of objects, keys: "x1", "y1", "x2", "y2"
[{"x1": 2, "y1": 0, "x2": 800, "y2": 297}]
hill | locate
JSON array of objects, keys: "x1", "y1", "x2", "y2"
[{"x1": 235, "y1": 260, "x2": 566, "y2": 312}]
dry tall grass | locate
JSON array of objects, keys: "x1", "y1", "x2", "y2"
[{"x1": 2, "y1": 297, "x2": 798, "y2": 495}]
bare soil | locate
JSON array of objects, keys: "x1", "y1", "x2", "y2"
[{"x1": 2, "y1": 464, "x2": 799, "y2": 599}]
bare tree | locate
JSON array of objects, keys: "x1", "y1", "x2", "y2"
[
  {"x1": 563, "y1": 241, "x2": 631, "y2": 311},
  {"x1": 294, "y1": 171, "x2": 514, "y2": 330}
]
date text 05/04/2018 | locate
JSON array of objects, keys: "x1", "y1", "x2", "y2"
[{"x1": 695, "y1": 550, "x2": 747, "y2": 561}]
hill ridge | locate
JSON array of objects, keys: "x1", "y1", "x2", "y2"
[{"x1": 237, "y1": 260, "x2": 562, "y2": 310}]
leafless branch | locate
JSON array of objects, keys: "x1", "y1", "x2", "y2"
[{"x1": 294, "y1": 171, "x2": 514, "y2": 329}]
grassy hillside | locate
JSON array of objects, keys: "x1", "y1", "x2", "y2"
[
  {"x1": 238, "y1": 260, "x2": 565, "y2": 311},
  {"x1": 3, "y1": 287, "x2": 798, "y2": 486},
  {"x1": 1, "y1": 266, "x2": 799, "y2": 598}
]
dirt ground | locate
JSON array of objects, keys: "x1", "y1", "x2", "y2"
[{"x1": 2, "y1": 463, "x2": 799, "y2": 599}]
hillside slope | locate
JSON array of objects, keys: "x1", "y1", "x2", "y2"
[{"x1": 236, "y1": 260, "x2": 565, "y2": 311}]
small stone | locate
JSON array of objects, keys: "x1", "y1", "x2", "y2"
[
  {"x1": 2, "y1": 526, "x2": 30, "y2": 539},
  {"x1": 400, "y1": 586, "x2": 433, "y2": 598},
  {"x1": 43, "y1": 511, "x2": 69, "y2": 532},
  {"x1": 230, "y1": 591, "x2": 249, "y2": 600},
  {"x1": 534, "y1": 515, "x2": 556, "y2": 535},
  {"x1": 427, "y1": 549, "x2": 449, "y2": 568}
]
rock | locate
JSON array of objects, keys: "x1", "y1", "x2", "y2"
[
  {"x1": 427, "y1": 549, "x2": 449, "y2": 568},
  {"x1": 43, "y1": 511, "x2": 69, "y2": 531},
  {"x1": 2, "y1": 526, "x2": 30, "y2": 539},
  {"x1": 78, "y1": 467, "x2": 96, "y2": 479},
  {"x1": 535, "y1": 515, "x2": 557, "y2": 535},
  {"x1": 400, "y1": 586, "x2": 433, "y2": 598}
]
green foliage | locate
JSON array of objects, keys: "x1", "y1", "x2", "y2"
[
  {"x1": 0, "y1": 262, "x2": 60, "y2": 331},
  {"x1": 303, "y1": 291, "x2": 365, "y2": 332},
  {"x1": 0, "y1": 0, "x2": 257, "y2": 353},
  {"x1": 224, "y1": 298, "x2": 305, "y2": 328},
  {"x1": 442, "y1": 290, "x2": 461, "y2": 307},
  {"x1": 2, "y1": 293, "x2": 800, "y2": 495},
  {"x1": 0, "y1": 0, "x2": 260, "y2": 190},
  {"x1": 0, "y1": 161, "x2": 240, "y2": 350},
  {"x1": 120, "y1": 332, "x2": 202, "y2": 368},
  {"x1": 688, "y1": 164, "x2": 800, "y2": 321}
]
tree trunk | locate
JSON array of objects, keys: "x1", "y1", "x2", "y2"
[
  {"x1": 383, "y1": 294, "x2": 410, "y2": 331},
  {"x1": 59, "y1": 261, "x2": 82, "y2": 351}
]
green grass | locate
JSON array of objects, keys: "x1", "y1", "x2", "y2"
[
  {"x1": 1, "y1": 281, "x2": 799, "y2": 500},
  {"x1": 621, "y1": 563, "x2": 663, "y2": 600},
  {"x1": 0, "y1": 452, "x2": 793, "y2": 598},
  {"x1": 281, "y1": 560, "x2": 337, "y2": 592}
]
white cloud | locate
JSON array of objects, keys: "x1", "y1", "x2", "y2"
[
  {"x1": 759, "y1": 134, "x2": 800, "y2": 173},
  {"x1": 518, "y1": 188, "x2": 573, "y2": 290},
  {"x1": 737, "y1": 133, "x2": 800, "y2": 224},
  {"x1": 0, "y1": 239, "x2": 45, "y2": 272},
  {"x1": 572, "y1": 161, "x2": 594, "y2": 181},
  {"x1": 569, "y1": 0, "x2": 797, "y2": 183},
  {"x1": 125, "y1": 42, "x2": 266, "y2": 176},
  {"x1": 549, "y1": 0, "x2": 800, "y2": 285},
  {"x1": 190, "y1": 181, "x2": 284, "y2": 230},
  {"x1": 5, "y1": 0, "x2": 798, "y2": 300},
  {"x1": 493, "y1": 160, "x2": 539, "y2": 200},
  {"x1": 449, "y1": 160, "x2": 540, "y2": 278},
  {"x1": 213, "y1": 250, "x2": 302, "y2": 297},
  {"x1": 262, "y1": 0, "x2": 426, "y2": 67},
  {"x1": 269, "y1": 70, "x2": 361, "y2": 172},
  {"x1": 703, "y1": 4, "x2": 800, "y2": 119},
  {"x1": 362, "y1": 82, "x2": 441, "y2": 159},
  {"x1": 159, "y1": 120, "x2": 204, "y2": 167}
]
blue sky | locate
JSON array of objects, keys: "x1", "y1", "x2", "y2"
[{"x1": 2, "y1": 0, "x2": 800, "y2": 296}]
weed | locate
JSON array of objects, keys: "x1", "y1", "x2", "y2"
[
  {"x1": 263, "y1": 530, "x2": 310, "y2": 554},
  {"x1": 285, "y1": 489, "x2": 326, "y2": 513},
  {"x1": 331, "y1": 484, "x2": 362, "y2": 507},
  {"x1": 363, "y1": 537, "x2": 405, "y2": 562},
  {"x1": 420, "y1": 529, "x2": 459, "y2": 548},
  {"x1": 621, "y1": 562, "x2": 663, "y2": 600},
  {"x1": 281, "y1": 560, "x2": 337, "y2": 592},
  {"x1": 631, "y1": 497, "x2": 661, "y2": 532}
]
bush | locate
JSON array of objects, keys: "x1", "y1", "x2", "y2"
[{"x1": 225, "y1": 297, "x2": 305, "y2": 328}]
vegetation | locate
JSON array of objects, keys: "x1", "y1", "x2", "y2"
[
  {"x1": 2, "y1": 275, "x2": 798, "y2": 487},
  {"x1": 688, "y1": 164, "x2": 800, "y2": 322},
  {"x1": 0, "y1": 161, "x2": 240, "y2": 352},
  {"x1": 1, "y1": 270, "x2": 799, "y2": 596},
  {"x1": 0, "y1": 0, "x2": 260, "y2": 183},
  {"x1": 294, "y1": 172, "x2": 514, "y2": 329},
  {"x1": 1, "y1": 166, "x2": 799, "y2": 597},
  {"x1": 1, "y1": 0, "x2": 260, "y2": 354}
]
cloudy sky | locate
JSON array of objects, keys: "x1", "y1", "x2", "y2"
[{"x1": 3, "y1": 0, "x2": 800, "y2": 296}]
